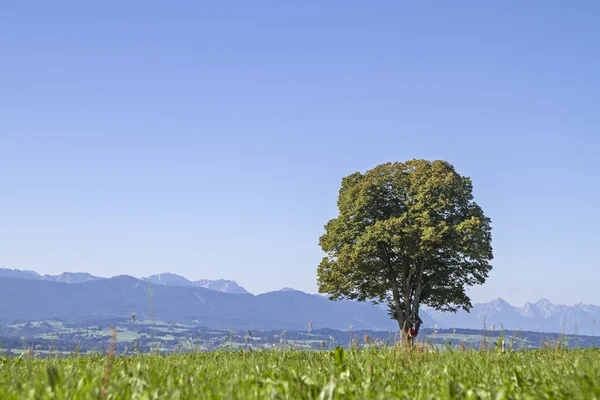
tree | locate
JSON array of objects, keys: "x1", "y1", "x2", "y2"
[{"x1": 317, "y1": 160, "x2": 493, "y2": 341}]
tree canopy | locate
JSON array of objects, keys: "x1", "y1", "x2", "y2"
[{"x1": 317, "y1": 160, "x2": 493, "y2": 335}]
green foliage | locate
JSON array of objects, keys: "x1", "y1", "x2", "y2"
[
  {"x1": 318, "y1": 160, "x2": 493, "y2": 330},
  {"x1": 0, "y1": 349, "x2": 598, "y2": 399}
]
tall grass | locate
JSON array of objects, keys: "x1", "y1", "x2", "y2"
[{"x1": 0, "y1": 345, "x2": 598, "y2": 399}]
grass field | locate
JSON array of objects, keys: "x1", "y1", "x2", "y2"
[{"x1": 0, "y1": 347, "x2": 598, "y2": 399}]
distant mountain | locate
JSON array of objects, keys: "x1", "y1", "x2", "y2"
[
  {"x1": 0, "y1": 268, "x2": 249, "y2": 295},
  {"x1": 427, "y1": 298, "x2": 600, "y2": 336},
  {"x1": 143, "y1": 273, "x2": 194, "y2": 287},
  {"x1": 142, "y1": 274, "x2": 249, "y2": 294},
  {"x1": 0, "y1": 268, "x2": 102, "y2": 283},
  {"x1": 0, "y1": 276, "x2": 400, "y2": 331},
  {"x1": 42, "y1": 272, "x2": 102, "y2": 284},
  {"x1": 279, "y1": 287, "x2": 300, "y2": 292},
  {"x1": 0, "y1": 268, "x2": 41, "y2": 280},
  {"x1": 2, "y1": 268, "x2": 598, "y2": 335},
  {"x1": 194, "y1": 279, "x2": 248, "y2": 294},
  {"x1": 427, "y1": 298, "x2": 529, "y2": 330}
]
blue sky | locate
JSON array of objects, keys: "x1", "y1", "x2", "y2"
[{"x1": 1, "y1": 1, "x2": 599, "y2": 306}]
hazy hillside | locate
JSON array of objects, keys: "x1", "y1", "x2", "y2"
[{"x1": 0, "y1": 277, "x2": 399, "y2": 331}]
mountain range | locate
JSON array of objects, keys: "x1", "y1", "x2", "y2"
[
  {"x1": 0, "y1": 275, "x2": 398, "y2": 331},
  {"x1": 142, "y1": 273, "x2": 249, "y2": 294},
  {"x1": 0, "y1": 268, "x2": 247, "y2": 294},
  {"x1": 0, "y1": 268, "x2": 598, "y2": 335},
  {"x1": 425, "y1": 298, "x2": 600, "y2": 336}
]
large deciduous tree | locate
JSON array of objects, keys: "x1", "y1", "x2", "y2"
[{"x1": 317, "y1": 160, "x2": 493, "y2": 339}]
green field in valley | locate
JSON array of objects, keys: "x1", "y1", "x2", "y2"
[{"x1": 1, "y1": 347, "x2": 598, "y2": 399}]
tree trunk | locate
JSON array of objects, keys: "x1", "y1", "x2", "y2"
[
  {"x1": 396, "y1": 317, "x2": 413, "y2": 346},
  {"x1": 379, "y1": 244, "x2": 424, "y2": 347}
]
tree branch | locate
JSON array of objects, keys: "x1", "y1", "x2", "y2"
[
  {"x1": 409, "y1": 256, "x2": 426, "y2": 329},
  {"x1": 377, "y1": 242, "x2": 404, "y2": 326}
]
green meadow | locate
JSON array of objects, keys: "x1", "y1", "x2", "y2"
[{"x1": 1, "y1": 347, "x2": 598, "y2": 399}]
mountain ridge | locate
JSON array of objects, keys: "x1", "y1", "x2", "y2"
[
  {"x1": 425, "y1": 297, "x2": 599, "y2": 336},
  {"x1": 0, "y1": 268, "x2": 248, "y2": 295},
  {"x1": 1, "y1": 268, "x2": 598, "y2": 335}
]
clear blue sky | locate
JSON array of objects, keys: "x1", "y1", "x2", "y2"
[{"x1": 1, "y1": 1, "x2": 598, "y2": 306}]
